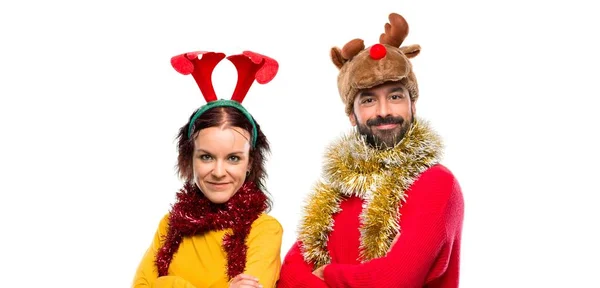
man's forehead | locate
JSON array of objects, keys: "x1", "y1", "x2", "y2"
[{"x1": 357, "y1": 81, "x2": 407, "y2": 95}]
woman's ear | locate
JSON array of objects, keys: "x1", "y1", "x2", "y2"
[{"x1": 247, "y1": 156, "x2": 253, "y2": 169}]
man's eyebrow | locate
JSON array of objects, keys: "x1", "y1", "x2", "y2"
[
  {"x1": 358, "y1": 91, "x2": 376, "y2": 98},
  {"x1": 358, "y1": 86, "x2": 406, "y2": 98},
  {"x1": 388, "y1": 86, "x2": 406, "y2": 93}
]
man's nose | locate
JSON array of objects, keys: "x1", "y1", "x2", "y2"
[{"x1": 376, "y1": 99, "x2": 391, "y2": 117}]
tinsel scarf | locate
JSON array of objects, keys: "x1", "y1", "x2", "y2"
[
  {"x1": 155, "y1": 181, "x2": 267, "y2": 280},
  {"x1": 298, "y1": 118, "x2": 443, "y2": 268}
]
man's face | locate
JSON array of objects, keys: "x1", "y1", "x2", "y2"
[{"x1": 349, "y1": 81, "x2": 416, "y2": 149}]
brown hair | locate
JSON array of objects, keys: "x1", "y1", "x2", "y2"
[{"x1": 175, "y1": 106, "x2": 272, "y2": 210}]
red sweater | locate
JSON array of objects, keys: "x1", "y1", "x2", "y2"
[{"x1": 277, "y1": 164, "x2": 464, "y2": 288}]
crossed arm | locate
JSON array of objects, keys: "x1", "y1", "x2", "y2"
[
  {"x1": 132, "y1": 214, "x2": 283, "y2": 288},
  {"x1": 277, "y1": 171, "x2": 463, "y2": 287}
]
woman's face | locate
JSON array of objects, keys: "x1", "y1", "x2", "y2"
[{"x1": 192, "y1": 126, "x2": 251, "y2": 204}]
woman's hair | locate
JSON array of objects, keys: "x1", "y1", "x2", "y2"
[{"x1": 175, "y1": 106, "x2": 272, "y2": 210}]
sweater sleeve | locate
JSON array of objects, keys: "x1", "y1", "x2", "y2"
[
  {"x1": 323, "y1": 169, "x2": 464, "y2": 287},
  {"x1": 132, "y1": 215, "x2": 198, "y2": 288},
  {"x1": 276, "y1": 241, "x2": 329, "y2": 288},
  {"x1": 243, "y1": 215, "x2": 284, "y2": 288}
]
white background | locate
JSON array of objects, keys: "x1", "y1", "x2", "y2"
[{"x1": 1, "y1": 0, "x2": 599, "y2": 287}]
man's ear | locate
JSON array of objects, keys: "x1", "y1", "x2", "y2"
[
  {"x1": 411, "y1": 99, "x2": 417, "y2": 115},
  {"x1": 348, "y1": 113, "x2": 357, "y2": 126}
]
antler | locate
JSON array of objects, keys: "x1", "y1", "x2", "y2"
[
  {"x1": 226, "y1": 51, "x2": 278, "y2": 103},
  {"x1": 379, "y1": 13, "x2": 409, "y2": 47},
  {"x1": 171, "y1": 51, "x2": 226, "y2": 102},
  {"x1": 341, "y1": 38, "x2": 365, "y2": 60}
]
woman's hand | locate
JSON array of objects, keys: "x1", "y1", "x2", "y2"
[{"x1": 229, "y1": 274, "x2": 262, "y2": 288}]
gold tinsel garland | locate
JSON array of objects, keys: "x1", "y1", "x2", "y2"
[{"x1": 298, "y1": 118, "x2": 443, "y2": 268}]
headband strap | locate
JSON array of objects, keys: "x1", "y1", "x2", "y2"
[{"x1": 187, "y1": 99, "x2": 258, "y2": 147}]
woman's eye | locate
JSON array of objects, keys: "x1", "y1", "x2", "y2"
[
  {"x1": 199, "y1": 154, "x2": 212, "y2": 161},
  {"x1": 228, "y1": 156, "x2": 240, "y2": 162}
]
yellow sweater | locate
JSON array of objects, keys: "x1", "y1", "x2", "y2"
[{"x1": 133, "y1": 213, "x2": 283, "y2": 288}]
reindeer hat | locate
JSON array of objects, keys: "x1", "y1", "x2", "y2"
[
  {"x1": 170, "y1": 50, "x2": 278, "y2": 147},
  {"x1": 331, "y1": 13, "x2": 421, "y2": 116}
]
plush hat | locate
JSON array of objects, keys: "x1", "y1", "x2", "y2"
[
  {"x1": 170, "y1": 50, "x2": 278, "y2": 147},
  {"x1": 331, "y1": 13, "x2": 421, "y2": 115}
]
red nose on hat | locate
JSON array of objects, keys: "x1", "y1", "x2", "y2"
[{"x1": 369, "y1": 44, "x2": 386, "y2": 60}]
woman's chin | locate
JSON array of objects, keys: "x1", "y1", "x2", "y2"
[{"x1": 204, "y1": 191, "x2": 234, "y2": 204}]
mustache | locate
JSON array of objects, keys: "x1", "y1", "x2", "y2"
[{"x1": 366, "y1": 116, "x2": 404, "y2": 126}]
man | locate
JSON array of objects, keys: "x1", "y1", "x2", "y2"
[{"x1": 277, "y1": 12, "x2": 464, "y2": 287}]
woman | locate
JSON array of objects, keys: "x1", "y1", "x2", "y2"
[{"x1": 133, "y1": 50, "x2": 282, "y2": 288}]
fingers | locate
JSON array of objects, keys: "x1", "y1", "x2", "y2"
[
  {"x1": 387, "y1": 233, "x2": 400, "y2": 253},
  {"x1": 391, "y1": 234, "x2": 400, "y2": 246},
  {"x1": 231, "y1": 274, "x2": 257, "y2": 281},
  {"x1": 230, "y1": 274, "x2": 262, "y2": 288},
  {"x1": 236, "y1": 280, "x2": 263, "y2": 288},
  {"x1": 312, "y1": 265, "x2": 326, "y2": 280}
]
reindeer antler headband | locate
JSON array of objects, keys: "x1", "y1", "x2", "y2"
[
  {"x1": 331, "y1": 13, "x2": 421, "y2": 116},
  {"x1": 171, "y1": 50, "x2": 278, "y2": 147}
]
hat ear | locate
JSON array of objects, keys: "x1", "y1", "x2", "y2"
[
  {"x1": 331, "y1": 38, "x2": 366, "y2": 70},
  {"x1": 400, "y1": 44, "x2": 421, "y2": 58},
  {"x1": 331, "y1": 47, "x2": 345, "y2": 69}
]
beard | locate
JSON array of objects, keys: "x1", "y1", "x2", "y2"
[{"x1": 356, "y1": 113, "x2": 413, "y2": 149}]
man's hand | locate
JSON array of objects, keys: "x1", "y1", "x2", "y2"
[
  {"x1": 312, "y1": 265, "x2": 328, "y2": 280},
  {"x1": 388, "y1": 233, "x2": 400, "y2": 253},
  {"x1": 229, "y1": 274, "x2": 262, "y2": 288}
]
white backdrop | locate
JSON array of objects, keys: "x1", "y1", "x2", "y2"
[{"x1": 1, "y1": 0, "x2": 599, "y2": 287}]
